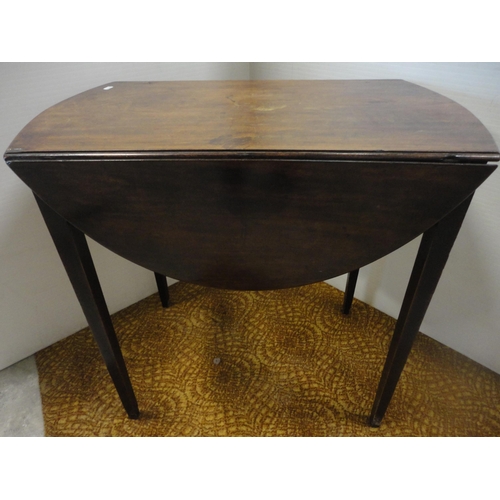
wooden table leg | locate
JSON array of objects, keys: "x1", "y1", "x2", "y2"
[
  {"x1": 35, "y1": 195, "x2": 140, "y2": 419},
  {"x1": 342, "y1": 269, "x2": 359, "y2": 314},
  {"x1": 154, "y1": 272, "x2": 170, "y2": 308},
  {"x1": 369, "y1": 194, "x2": 473, "y2": 427}
]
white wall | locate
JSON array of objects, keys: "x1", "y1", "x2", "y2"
[
  {"x1": 2, "y1": 62, "x2": 500, "y2": 376},
  {"x1": 0, "y1": 62, "x2": 249, "y2": 370},
  {"x1": 252, "y1": 63, "x2": 500, "y2": 374}
]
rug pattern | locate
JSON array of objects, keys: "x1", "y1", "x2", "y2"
[{"x1": 35, "y1": 282, "x2": 500, "y2": 436}]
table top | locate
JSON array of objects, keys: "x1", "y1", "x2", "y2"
[
  {"x1": 6, "y1": 79, "x2": 499, "y2": 162},
  {"x1": 5, "y1": 79, "x2": 498, "y2": 290}
]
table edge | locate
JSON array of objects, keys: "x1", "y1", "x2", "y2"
[{"x1": 5, "y1": 150, "x2": 500, "y2": 164}]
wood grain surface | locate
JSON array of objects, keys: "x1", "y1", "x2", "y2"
[
  {"x1": 10, "y1": 158, "x2": 495, "y2": 290},
  {"x1": 6, "y1": 80, "x2": 499, "y2": 159}
]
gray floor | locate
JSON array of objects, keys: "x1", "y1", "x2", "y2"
[{"x1": 0, "y1": 356, "x2": 45, "y2": 436}]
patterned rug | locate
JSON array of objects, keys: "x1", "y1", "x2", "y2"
[{"x1": 35, "y1": 281, "x2": 500, "y2": 436}]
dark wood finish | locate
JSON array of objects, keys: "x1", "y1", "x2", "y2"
[
  {"x1": 5, "y1": 80, "x2": 498, "y2": 424},
  {"x1": 7, "y1": 80, "x2": 499, "y2": 158},
  {"x1": 154, "y1": 273, "x2": 169, "y2": 308},
  {"x1": 6, "y1": 159, "x2": 496, "y2": 290},
  {"x1": 34, "y1": 195, "x2": 139, "y2": 418},
  {"x1": 343, "y1": 269, "x2": 360, "y2": 315},
  {"x1": 369, "y1": 195, "x2": 473, "y2": 426}
]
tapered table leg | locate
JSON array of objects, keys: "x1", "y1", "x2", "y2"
[
  {"x1": 154, "y1": 272, "x2": 170, "y2": 308},
  {"x1": 369, "y1": 195, "x2": 473, "y2": 427},
  {"x1": 343, "y1": 269, "x2": 359, "y2": 314},
  {"x1": 35, "y1": 195, "x2": 139, "y2": 419}
]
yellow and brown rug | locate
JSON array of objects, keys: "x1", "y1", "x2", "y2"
[{"x1": 35, "y1": 281, "x2": 500, "y2": 436}]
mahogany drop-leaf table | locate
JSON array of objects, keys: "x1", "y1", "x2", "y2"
[{"x1": 5, "y1": 80, "x2": 499, "y2": 426}]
